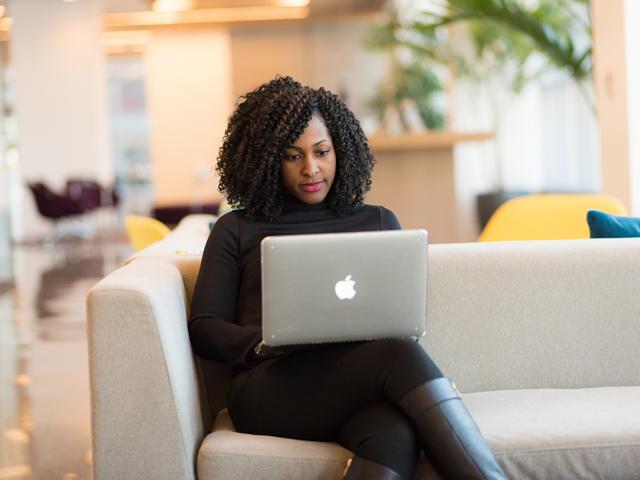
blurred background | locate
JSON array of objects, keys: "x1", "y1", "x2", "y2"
[
  {"x1": 0, "y1": 0, "x2": 638, "y2": 478},
  {"x1": 0, "y1": 0, "x2": 637, "y2": 248},
  {"x1": 0, "y1": 0, "x2": 637, "y2": 250}
]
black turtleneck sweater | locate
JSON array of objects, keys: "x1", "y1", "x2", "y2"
[{"x1": 188, "y1": 196, "x2": 401, "y2": 371}]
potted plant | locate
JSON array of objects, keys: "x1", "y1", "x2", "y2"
[
  {"x1": 367, "y1": 0, "x2": 594, "y2": 228},
  {"x1": 365, "y1": 9, "x2": 445, "y2": 133}
]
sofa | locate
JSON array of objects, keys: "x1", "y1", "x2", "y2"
[{"x1": 86, "y1": 214, "x2": 640, "y2": 480}]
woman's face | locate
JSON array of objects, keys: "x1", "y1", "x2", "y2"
[{"x1": 281, "y1": 112, "x2": 336, "y2": 205}]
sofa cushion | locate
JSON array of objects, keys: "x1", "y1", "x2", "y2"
[
  {"x1": 587, "y1": 209, "x2": 640, "y2": 238},
  {"x1": 466, "y1": 386, "x2": 640, "y2": 480},
  {"x1": 197, "y1": 409, "x2": 352, "y2": 480},
  {"x1": 200, "y1": 387, "x2": 640, "y2": 480}
]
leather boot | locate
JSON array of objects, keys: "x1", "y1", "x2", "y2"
[
  {"x1": 342, "y1": 457, "x2": 402, "y2": 480},
  {"x1": 399, "y1": 377, "x2": 507, "y2": 480}
]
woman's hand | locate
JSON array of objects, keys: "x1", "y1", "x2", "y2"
[{"x1": 247, "y1": 341, "x2": 288, "y2": 366}]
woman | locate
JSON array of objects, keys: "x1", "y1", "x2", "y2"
[{"x1": 189, "y1": 76, "x2": 506, "y2": 480}]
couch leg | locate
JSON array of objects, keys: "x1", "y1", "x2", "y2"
[{"x1": 342, "y1": 457, "x2": 402, "y2": 479}]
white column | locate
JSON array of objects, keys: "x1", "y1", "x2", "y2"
[
  {"x1": 592, "y1": 0, "x2": 640, "y2": 214},
  {"x1": 624, "y1": 0, "x2": 640, "y2": 215},
  {"x1": 0, "y1": 43, "x2": 9, "y2": 272},
  {"x1": 0, "y1": 153, "x2": 9, "y2": 283},
  {"x1": 9, "y1": 0, "x2": 110, "y2": 241},
  {"x1": 145, "y1": 28, "x2": 232, "y2": 207}
]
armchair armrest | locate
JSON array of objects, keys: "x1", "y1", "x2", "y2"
[{"x1": 87, "y1": 258, "x2": 206, "y2": 480}]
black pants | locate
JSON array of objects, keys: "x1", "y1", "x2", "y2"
[{"x1": 228, "y1": 338, "x2": 443, "y2": 479}]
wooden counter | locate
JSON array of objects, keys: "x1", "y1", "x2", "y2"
[{"x1": 366, "y1": 132, "x2": 493, "y2": 243}]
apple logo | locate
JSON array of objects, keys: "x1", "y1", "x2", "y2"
[{"x1": 335, "y1": 275, "x2": 356, "y2": 300}]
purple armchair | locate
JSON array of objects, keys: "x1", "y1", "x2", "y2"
[
  {"x1": 28, "y1": 182, "x2": 91, "y2": 243},
  {"x1": 28, "y1": 182, "x2": 87, "y2": 219},
  {"x1": 65, "y1": 179, "x2": 120, "y2": 211}
]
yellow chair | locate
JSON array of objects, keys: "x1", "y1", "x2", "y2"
[
  {"x1": 478, "y1": 194, "x2": 627, "y2": 242},
  {"x1": 217, "y1": 198, "x2": 233, "y2": 216},
  {"x1": 124, "y1": 215, "x2": 171, "y2": 251}
]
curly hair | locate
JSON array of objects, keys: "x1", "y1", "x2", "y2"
[{"x1": 216, "y1": 76, "x2": 375, "y2": 221}]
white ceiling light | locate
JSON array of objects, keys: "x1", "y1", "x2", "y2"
[
  {"x1": 152, "y1": 0, "x2": 193, "y2": 13},
  {"x1": 104, "y1": 4, "x2": 310, "y2": 28}
]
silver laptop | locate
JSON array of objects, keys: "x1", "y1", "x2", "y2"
[{"x1": 261, "y1": 229, "x2": 428, "y2": 347}]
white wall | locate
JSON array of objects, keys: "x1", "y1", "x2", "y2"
[
  {"x1": 625, "y1": 0, "x2": 640, "y2": 215},
  {"x1": 145, "y1": 28, "x2": 232, "y2": 207},
  {"x1": 592, "y1": 0, "x2": 640, "y2": 215},
  {"x1": 230, "y1": 19, "x2": 387, "y2": 122},
  {"x1": 0, "y1": 160, "x2": 9, "y2": 281},
  {"x1": 452, "y1": 64, "x2": 599, "y2": 240},
  {"x1": 10, "y1": 0, "x2": 110, "y2": 241},
  {"x1": 0, "y1": 52, "x2": 8, "y2": 269},
  {"x1": 539, "y1": 77, "x2": 599, "y2": 192}
]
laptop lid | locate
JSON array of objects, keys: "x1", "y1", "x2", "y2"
[{"x1": 261, "y1": 229, "x2": 428, "y2": 347}]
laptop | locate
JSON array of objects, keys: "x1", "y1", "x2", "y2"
[{"x1": 261, "y1": 229, "x2": 428, "y2": 347}]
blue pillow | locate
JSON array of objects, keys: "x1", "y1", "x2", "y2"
[{"x1": 587, "y1": 210, "x2": 640, "y2": 238}]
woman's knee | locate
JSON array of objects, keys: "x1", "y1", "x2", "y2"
[
  {"x1": 363, "y1": 337, "x2": 416, "y2": 355},
  {"x1": 365, "y1": 338, "x2": 443, "y2": 400},
  {"x1": 369, "y1": 338, "x2": 435, "y2": 370},
  {"x1": 384, "y1": 338, "x2": 424, "y2": 354},
  {"x1": 339, "y1": 402, "x2": 415, "y2": 446}
]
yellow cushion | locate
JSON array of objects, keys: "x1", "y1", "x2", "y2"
[
  {"x1": 125, "y1": 215, "x2": 171, "y2": 251},
  {"x1": 478, "y1": 194, "x2": 627, "y2": 242}
]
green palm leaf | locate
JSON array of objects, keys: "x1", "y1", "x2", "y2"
[{"x1": 413, "y1": 0, "x2": 592, "y2": 81}]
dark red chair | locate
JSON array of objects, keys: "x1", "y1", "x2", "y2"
[
  {"x1": 28, "y1": 182, "x2": 90, "y2": 243},
  {"x1": 65, "y1": 179, "x2": 120, "y2": 211},
  {"x1": 28, "y1": 182, "x2": 87, "y2": 218}
]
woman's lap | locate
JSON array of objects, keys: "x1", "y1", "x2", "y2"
[{"x1": 228, "y1": 338, "x2": 442, "y2": 441}]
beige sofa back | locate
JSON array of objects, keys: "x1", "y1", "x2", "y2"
[
  {"x1": 160, "y1": 237, "x2": 640, "y2": 392},
  {"x1": 87, "y1": 237, "x2": 640, "y2": 480},
  {"x1": 424, "y1": 238, "x2": 640, "y2": 392}
]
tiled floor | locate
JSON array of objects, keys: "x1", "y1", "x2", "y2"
[{"x1": 0, "y1": 237, "x2": 131, "y2": 480}]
